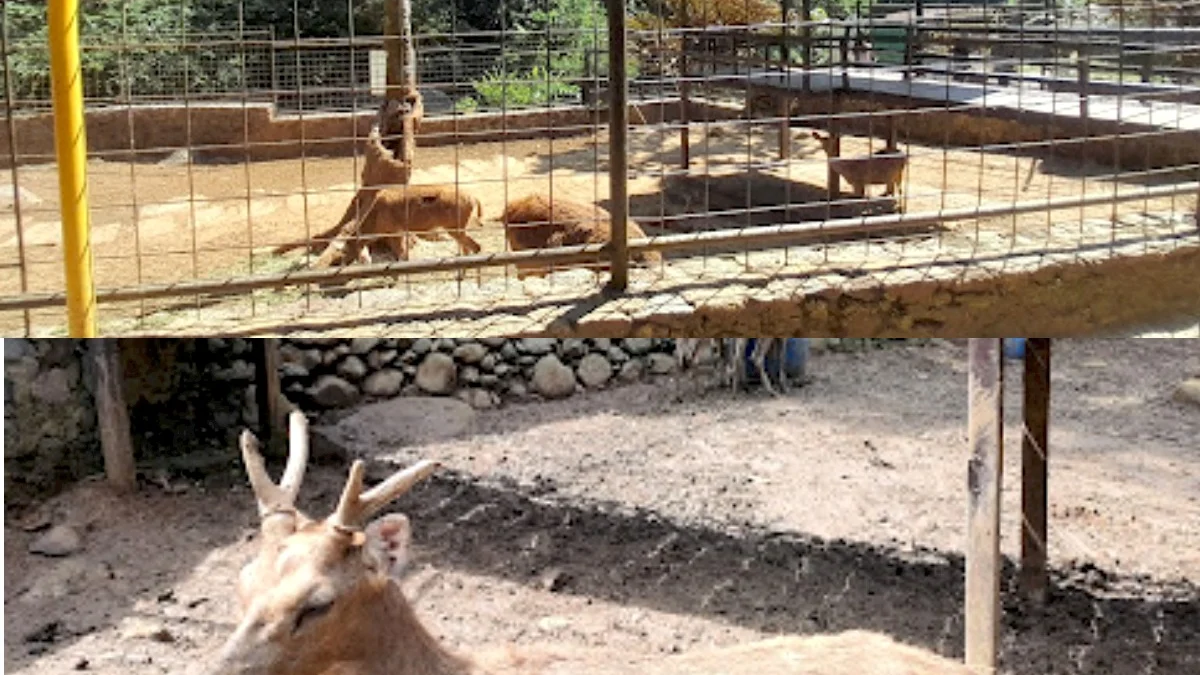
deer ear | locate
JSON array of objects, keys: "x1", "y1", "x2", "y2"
[{"x1": 363, "y1": 513, "x2": 412, "y2": 579}]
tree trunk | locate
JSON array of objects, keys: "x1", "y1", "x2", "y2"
[
  {"x1": 384, "y1": 0, "x2": 419, "y2": 166},
  {"x1": 91, "y1": 339, "x2": 136, "y2": 493}
]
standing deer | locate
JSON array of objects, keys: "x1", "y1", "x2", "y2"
[
  {"x1": 675, "y1": 338, "x2": 790, "y2": 396},
  {"x1": 810, "y1": 131, "x2": 908, "y2": 212},
  {"x1": 200, "y1": 411, "x2": 983, "y2": 675}
]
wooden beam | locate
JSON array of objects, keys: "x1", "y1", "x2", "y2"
[
  {"x1": 965, "y1": 338, "x2": 1004, "y2": 674},
  {"x1": 92, "y1": 339, "x2": 136, "y2": 493},
  {"x1": 779, "y1": 96, "x2": 791, "y2": 160},
  {"x1": 254, "y1": 338, "x2": 285, "y2": 443},
  {"x1": 679, "y1": 0, "x2": 690, "y2": 169},
  {"x1": 1019, "y1": 338, "x2": 1051, "y2": 603}
]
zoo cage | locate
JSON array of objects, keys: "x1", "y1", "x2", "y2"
[{"x1": 1, "y1": 0, "x2": 1199, "y2": 336}]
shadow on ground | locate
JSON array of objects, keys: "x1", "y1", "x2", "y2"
[{"x1": 399, "y1": 467, "x2": 1200, "y2": 675}]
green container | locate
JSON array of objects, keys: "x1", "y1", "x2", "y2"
[{"x1": 868, "y1": 27, "x2": 909, "y2": 65}]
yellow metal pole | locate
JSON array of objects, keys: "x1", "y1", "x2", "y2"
[{"x1": 48, "y1": 0, "x2": 97, "y2": 336}]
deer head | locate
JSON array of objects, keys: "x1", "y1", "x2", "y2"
[
  {"x1": 810, "y1": 130, "x2": 836, "y2": 157},
  {"x1": 199, "y1": 411, "x2": 461, "y2": 675}
]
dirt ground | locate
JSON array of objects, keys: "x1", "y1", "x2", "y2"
[
  {"x1": 2, "y1": 119, "x2": 1193, "y2": 334},
  {"x1": 5, "y1": 339, "x2": 1199, "y2": 674}
]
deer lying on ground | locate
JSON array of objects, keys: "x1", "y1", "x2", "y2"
[
  {"x1": 200, "y1": 410, "x2": 981, "y2": 675},
  {"x1": 675, "y1": 338, "x2": 790, "y2": 396},
  {"x1": 810, "y1": 131, "x2": 908, "y2": 212},
  {"x1": 500, "y1": 194, "x2": 663, "y2": 279},
  {"x1": 273, "y1": 184, "x2": 485, "y2": 268}
]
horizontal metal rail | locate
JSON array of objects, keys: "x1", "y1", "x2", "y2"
[{"x1": 0, "y1": 181, "x2": 1195, "y2": 314}]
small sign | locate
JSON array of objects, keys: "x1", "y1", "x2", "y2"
[{"x1": 369, "y1": 50, "x2": 388, "y2": 97}]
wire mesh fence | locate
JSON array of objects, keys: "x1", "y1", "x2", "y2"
[{"x1": 1, "y1": 0, "x2": 1198, "y2": 336}]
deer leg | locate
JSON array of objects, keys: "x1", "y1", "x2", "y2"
[
  {"x1": 729, "y1": 339, "x2": 746, "y2": 392},
  {"x1": 448, "y1": 229, "x2": 482, "y2": 285},
  {"x1": 775, "y1": 341, "x2": 791, "y2": 395},
  {"x1": 753, "y1": 340, "x2": 778, "y2": 397}
]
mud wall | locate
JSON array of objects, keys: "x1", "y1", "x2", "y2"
[{"x1": 0, "y1": 100, "x2": 694, "y2": 168}]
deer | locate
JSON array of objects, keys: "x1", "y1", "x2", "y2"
[
  {"x1": 810, "y1": 131, "x2": 908, "y2": 213},
  {"x1": 675, "y1": 338, "x2": 790, "y2": 396},
  {"x1": 500, "y1": 194, "x2": 663, "y2": 279},
  {"x1": 273, "y1": 184, "x2": 486, "y2": 269},
  {"x1": 200, "y1": 410, "x2": 984, "y2": 675}
]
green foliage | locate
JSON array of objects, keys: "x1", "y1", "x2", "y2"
[
  {"x1": 3, "y1": 0, "x2": 275, "y2": 103},
  {"x1": 473, "y1": 65, "x2": 579, "y2": 108},
  {"x1": 469, "y1": 0, "x2": 609, "y2": 109}
]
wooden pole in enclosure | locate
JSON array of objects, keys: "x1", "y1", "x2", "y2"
[
  {"x1": 606, "y1": 0, "x2": 631, "y2": 291},
  {"x1": 254, "y1": 338, "x2": 286, "y2": 443},
  {"x1": 801, "y1": 0, "x2": 813, "y2": 92},
  {"x1": 385, "y1": 0, "x2": 418, "y2": 165},
  {"x1": 778, "y1": 0, "x2": 791, "y2": 160},
  {"x1": 91, "y1": 339, "x2": 136, "y2": 492},
  {"x1": 826, "y1": 96, "x2": 842, "y2": 211},
  {"x1": 47, "y1": 0, "x2": 97, "y2": 337},
  {"x1": 679, "y1": 1, "x2": 690, "y2": 169},
  {"x1": 965, "y1": 338, "x2": 1004, "y2": 674},
  {"x1": 1019, "y1": 338, "x2": 1051, "y2": 604}
]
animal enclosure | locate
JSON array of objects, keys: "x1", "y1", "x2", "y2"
[
  {"x1": 4, "y1": 339, "x2": 1199, "y2": 674},
  {"x1": 1, "y1": 0, "x2": 1199, "y2": 335}
]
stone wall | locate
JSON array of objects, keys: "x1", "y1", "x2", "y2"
[
  {"x1": 3, "y1": 339, "x2": 255, "y2": 504},
  {"x1": 4, "y1": 340, "x2": 98, "y2": 501},
  {"x1": 277, "y1": 337, "x2": 680, "y2": 411},
  {"x1": 2, "y1": 336, "x2": 907, "y2": 502}
]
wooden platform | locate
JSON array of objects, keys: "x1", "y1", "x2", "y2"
[{"x1": 747, "y1": 68, "x2": 1200, "y2": 132}]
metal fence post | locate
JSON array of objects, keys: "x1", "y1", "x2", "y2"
[
  {"x1": 48, "y1": 0, "x2": 97, "y2": 336},
  {"x1": 607, "y1": 0, "x2": 630, "y2": 291}
]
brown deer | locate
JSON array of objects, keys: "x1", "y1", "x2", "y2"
[
  {"x1": 500, "y1": 194, "x2": 663, "y2": 279},
  {"x1": 810, "y1": 131, "x2": 908, "y2": 212},
  {"x1": 273, "y1": 185, "x2": 485, "y2": 268},
  {"x1": 200, "y1": 411, "x2": 983, "y2": 675},
  {"x1": 675, "y1": 339, "x2": 790, "y2": 396}
]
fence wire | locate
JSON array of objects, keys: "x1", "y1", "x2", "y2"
[{"x1": 1, "y1": 0, "x2": 1198, "y2": 335}]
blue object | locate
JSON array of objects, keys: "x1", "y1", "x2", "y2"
[
  {"x1": 742, "y1": 338, "x2": 810, "y2": 383},
  {"x1": 1004, "y1": 338, "x2": 1026, "y2": 360}
]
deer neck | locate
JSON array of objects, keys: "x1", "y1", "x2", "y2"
[{"x1": 369, "y1": 577, "x2": 476, "y2": 675}]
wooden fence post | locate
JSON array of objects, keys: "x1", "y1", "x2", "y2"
[
  {"x1": 1019, "y1": 338, "x2": 1051, "y2": 604},
  {"x1": 254, "y1": 338, "x2": 285, "y2": 444},
  {"x1": 966, "y1": 338, "x2": 1004, "y2": 674},
  {"x1": 92, "y1": 339, "x2": 136, "y2": 493}
]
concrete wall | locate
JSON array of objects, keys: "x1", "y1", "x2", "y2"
[
  {"x1": 750, "y1": 89, "x2": 1200, "y2": 172},
  {"x1": 550, "y1": 245, "x2": 1200, "y2": 337}
]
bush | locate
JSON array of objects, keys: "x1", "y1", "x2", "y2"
[{"x1": 473, "y1": 65, "x2": 580, "y2": 108}]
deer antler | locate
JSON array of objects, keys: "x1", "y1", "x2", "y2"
[
  {"x1": 329, "y1": 458, "x2": 441, "y2": 531},
  {"x1": 240, "y1": 410, "x2": 311, "y2": 517}
]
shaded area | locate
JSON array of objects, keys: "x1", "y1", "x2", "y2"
[{"x1": 404, "y1": 467, "x2": 1200, "y2": 675}]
